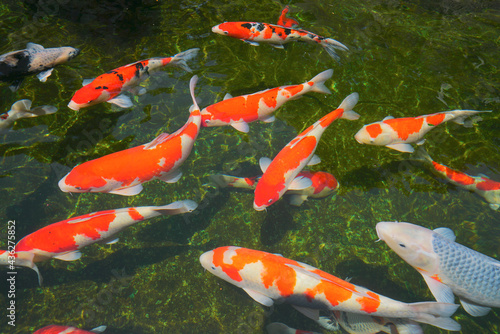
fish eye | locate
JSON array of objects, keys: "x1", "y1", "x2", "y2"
[
  {"x1": 211, "y1": 266, "x2": 216, "y2": 270},
  {"x1": 398, "y1": 243, "x2": 406, "y2": 248},
  {"x1": 267, "y1": 199, "x2": 273, "y2": 204},
  {"x1": 75, "y1": 187, "x2": 82, "y2": 190},
  {"x1": 205, "y1": 119, "x2": 210, "y2": 123}
]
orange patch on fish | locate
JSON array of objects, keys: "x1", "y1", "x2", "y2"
[
  {"x1": 431, "y1": 274, "x2": 442, "y2": 282},
  {"x1": 384, "y1": 117, "x2": 424, "y2": 141},
  {"x1": 425, "y1": 113, "x2": 446, "y2": 126},
  {"x1": 357, "y1": 291, "x2": 381, "y2": 313},
  {"x1": 366, "y1": 123, "x2": 383, "y2": 139},
  {"x1": 128, "y1": 208, "x2": 144, "y2": 221},
  {"x1": 476, "y1": 178, "x2": 500, "y2": 191}
]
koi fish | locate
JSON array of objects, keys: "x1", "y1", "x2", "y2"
[
  {"x1": 277, "y1": 6, "x2": 299, "y2": 28},
  {"x1": 33, "y1": 325, "x2": 106, "y2": 334},
  {"x1": 354, "y1": 109, "x2": 491, "y2": 153},
  {"x1": 14, "y1": 200, "x2": 196, "y2": 285},
  {"x1": 59, "y1": 75, "x2": 201, "y2": 196},
  {"x1": 266, "y1": 322, "x2": 319, "y2": 334},
  {"x1": 201, "y1": 69, "x2": 333, "y2": 133},
  {"x1": 210, "y1": 170, "x2": 338, "y2": 206},
  {"x1": 212, "y1": 22, "x2": 348, "y2": 61},
  {"x1": 414, "y1": 148, "x2": 500, "y2": 210},
  {"x1": 253, "y1": 93, "x2": 359, "y2": 211},
  {"x1": 376, "y1": 221, "x2": 500, "y2": 317},
  {"x1": 0, "y1": 42, "x2": 79, "y2": 91},
  {"x1": 0, "y1": 99, "x2": 57, "y2": 132},
  {"x1": 200, "y1": 246, "x2": 460, "y2": 330},
  {"x1": 329, "y1": 311, "x2": 423, "y2": 334},
  {"x1": 67, "y1": 48, "x2": 199, "y2": 110}
]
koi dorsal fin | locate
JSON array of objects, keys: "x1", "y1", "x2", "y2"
[{"x1": 433, "y1": 227, "x2": 456, "y2": 241}]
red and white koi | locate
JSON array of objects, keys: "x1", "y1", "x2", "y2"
[
  {"x1": 59, "y1": 76, "x2": 201, "y2": 196},
  {"x1": 67, "y1": 48, "x2": 199, "y2": 110},
  {"x1": 253, "y1": 93, "x2": 359, "y2": 210},
  {"x1": 200, "y1": 246, "x2": 460, "y2": 331},
  {"x1": 212, "y1": 22, "x2": 348, "y2": 61},
  {"x1": 201, "y1": 69, "x2": 333, "y2": 133},
  {"x1": 14, "y1": 200, "x2": 196, "y2": 285},
  {"x1": 210, "y1": 170, "x2": 338, "y2": 206},
  {"x1": 0, "y1": 99, "x2": 57, "y2": 132},
  {"x1": 377, "y1": 221, "x2": 500, "y2": 317},
  {"x1": 277, "y1": 6, "x2": 299, "y2": 28},
  {"x1": 354, "y1": 109, "x2": 491, "y2": 153},
  {"x1": 33, "y1": 325, "x2": 106, "y2": 334},
  {"x1": 414, "y1": 148, "x2": 500, "y2": 210}
]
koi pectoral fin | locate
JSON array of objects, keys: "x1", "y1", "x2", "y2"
[
  {"x1": 385, "y1": 143, "x2": 414, "y2": 153},
  {"x1": 242, "y1": 287, "x2": 274, "y2": 307},
  {"x1": 54, "y1": 250, "x2": 82, "y2": 261},
  {"x1": 109, "y1": 184, "x2": 144, "y2": 196},
  {"x1": 292, "y1": 305, "x2": 320, "y2": 321},
  {"x1": 37, "y1": 68, "x2": 54, "y2": 82},
  {"x1": 108, "y1": 94, "x2": 133, "y2": 108},
  {"x1": 460, "y1": 298, "x2": 491, "y2": 317},
  {"x1": 243, "y1": 40, "x2": 260, "y2": 46},
  {"x1": 421, "y1": 273, "x2": 455, "y2": 304}
]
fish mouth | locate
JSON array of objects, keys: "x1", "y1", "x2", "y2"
[
  {"x1": 67, "y1": 100, "x2": 80, "y2": 111},
  {"x1": 375, "y1": 222, "x2": 394, "y2": 241},
  {"x1": 253, "y1": 202, "x2": 266, "y2": 211}
]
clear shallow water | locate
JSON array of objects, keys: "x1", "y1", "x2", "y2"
[{"x1": 0, "y1": 0, "x2": 498, "y2": 333}]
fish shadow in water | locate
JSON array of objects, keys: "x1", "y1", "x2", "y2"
[
  {"x1": 260, "y1": 200, "x2": 298, "y2": 246},
  {"x1": 135, "y1": 189, "x2": 232, "y2": 244},
  {"x1": 335, "y1": 258, "x2": 422, "y2": 302}
]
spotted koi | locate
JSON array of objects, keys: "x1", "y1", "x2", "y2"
[
  {"x1": 253, "y1": 93, "x2": 359, "y2": 211},
  {"x1": 200, "y1": 246, "x2": 460, "y2": 331},
  {"x1": 210, "y1": 170, "x2": 338, "y2": 206},
  {"x1": 354, "y1": 109, "x2": 492, "y2": 153},
  {"x1": 67, "y1": 48, "x2": 199, "y2": 110},
  {"x1": 377, "y1": 221, "x2": 500, "y2": 317},
  {"x1": 13, "y1": 200, "x2": 196, "y2": 285},
  {"x1": 212, "y1": 22, "x2": 348, "y2": 61},
  {"x1": 59, "y1": 76, "x2": 201, "y2": 196},
  {"x1": 201, "y1": 69, "x2": 333, "y2": 133},
  {"x1": 0, "y1": 42, "x2": 79, "y2": 91},
  {"x1": 328, "y1": 310, "x2": 423, "y2": 334},
  {"x1": 414, "y1": 148, "x2": 500, "y2": 210}
]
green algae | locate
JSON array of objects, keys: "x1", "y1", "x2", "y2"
[{"x1": 0, "y1": 0, "x2": 499, "y2": 333}]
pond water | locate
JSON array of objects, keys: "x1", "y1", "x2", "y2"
[{"x1": 0, "y1": 0, "x2": 498, "y2": 333}]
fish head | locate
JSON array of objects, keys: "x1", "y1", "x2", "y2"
[
  {"x1": 253, "y1": 190, "x2": 280, "y2": 211},
  {"x1": 212, "y1": 22, "x2": 251, "y2": 39},
  {"x1": 354, "y1": 123, "x2": 393, "y2": 146},
  {"x1": 199, "y1": 247, "x2": 242, "y2": 283},
  {"x1": 68, "y1": 84, "x2": 110, "y2": 110},
  {"x1": 55, "y1": 46, "x2": 80, "y2": 64},
  {"x1": 58, "y1": 168, "x2": 110, "y2": 193},
  {"x1": 376, "y1": 222, "x2": 439, "y2": 273}
]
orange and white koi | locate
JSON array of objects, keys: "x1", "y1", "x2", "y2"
[
  {"x1": 200, "y1": 246, "x2": 460, "y2": 331},
  {"x1": 13, "y1": 200, "x2": 196, "y2": 285},
  {"x1": 59, "y1": 76, "x2": 201, "y2": 196},
  {"x1": 212, "y1": 22, "x2": 348, "y2": 61},
  {"x1": 33, "y1": 325, "x2": 106, "y2": 334},
  {"x1": 266, "y1": 322, "x2": 319, "y2": 334},
  {"x1": 354, "y1": 109, "x2": 491, "y2": 153},
  {"x1": 67, "y1": 48, "x2": 199, "y2": 110},
  {"x1": 0, "y1": 99, "x2": 57, "y2": 132},
  {"x1": 0, "y1": 42, "x2": 79, "y2": 91},
  {"x1": 377, "y1": 221, "x2": 500, "y2": 317},
  {"x1": 210, "y1": 170, "x2": 338, "y2": 206},
  {"x1": 414, "y1": 148, "x2": 500, "y2": 210},
  {"x1": 277, "y1": 6, "x2": 299, "y2": 28},
  {"x1": 201, "y1": 69, "x2": 333, "y2": 133},
  {"x1": 253, "y1": 93, "x2": 359, "y2": 210}
]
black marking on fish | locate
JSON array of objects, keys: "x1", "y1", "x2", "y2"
[
  {"x1": 135, "y1": 62, "x2": 145, "y2": 78},
  {"x1": 117, "y1": 73, "x2": 124, "y2": 81},
  {"x1": 241, "y1": 23, "x2": 253, "y2": 30},
  {"x1": 0, "y1": 50, "x2": 33, "y2": 82},
  {"x1": 95, "y1": 86, "x2": 108, "y2": 90},
  {"x1": 256, "y1": 23, "x2": 265, "y2": 31}
]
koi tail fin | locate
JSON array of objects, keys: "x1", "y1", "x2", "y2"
[
  {"x1": 411, "y1": 147, "x2": 433, "y2": 164},
  {"x1": 321, "y1": 38, "x2": 349, "y2": 62},
  {"x1": 408, "y1": 301, "x2": 460, "y2": 331},
  {"x1": 209, "y1": 174, "x2": 257, "y2": 190},
  {"x1": 450, "y1": 109, "x2": 492, "y2": 128},
  {"x1": 154, "y1": 200, "x2": 198, "y2": 215},
  {"x1": 168, "y1": 48, "x2": 200, "y2": 72},
  {"x1": 11, "y1": 99, "x2": 57, "y2": 119},
  {"x1": 308, "y1": 69, "x2": 333, "y2": 94},
  {"x1": 15, "y1": 251, "x2": 43, "y2": 286},
  {"x1": 337, "y1": 92, "x2": 360, "y2": 120}
]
